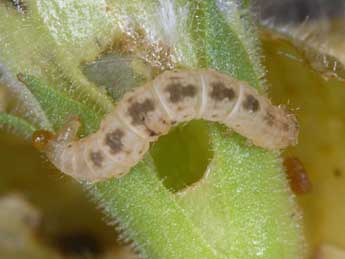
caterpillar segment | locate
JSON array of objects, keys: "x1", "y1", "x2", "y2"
[{"x1": 43, "y1": 69, "x2": 299, "y2": 183}]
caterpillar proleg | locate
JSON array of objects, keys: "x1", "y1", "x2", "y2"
[{"x1": 44, "y1": 69, "x2": 299, "y2": 183}]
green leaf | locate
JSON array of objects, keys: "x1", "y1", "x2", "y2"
[
  {"x1": 0, "y1": 63, "x2": 52, "y2": 130},
  {"x1": 0, "y1": 1, "x2": 114, "y2": 114},
  {"x1": 177, "y1": 126, "x2": 303, "y2": 258},
  {"x1": 188, "y1": 0, "x2": 263, "y2": 89},
  {"x1": 17, "y1": 74, "x2": 101, "y2": 135},
  {"x1": 92, "y1": 158, "x2": 223, "y2": 259},
  {"x1": 0, "y1": 112, "x2": 36, "y2": 139}
]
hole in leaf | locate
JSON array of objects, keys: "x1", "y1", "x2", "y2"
[
  {"x1": 150, "y1": 120, "x2": 213, "y2": 192},
  {"x1": 54, "y1": 231, "x2": 103, "y2": 256}
]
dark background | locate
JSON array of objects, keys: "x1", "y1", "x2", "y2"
[{"x1": 254, "y1": 0, "x2": 345, "y2": 23}]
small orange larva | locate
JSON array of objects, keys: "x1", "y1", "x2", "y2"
[
  {"x1": 283, "y1": 156, "x2": 312, "y2": 195},
  {"x1": 45, "y1": 69, "x2": 299, "y2": 183}
]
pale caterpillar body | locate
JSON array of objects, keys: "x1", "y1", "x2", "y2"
[{"x1": 45, "y1": 69, "x2": 298, "y2": 183}]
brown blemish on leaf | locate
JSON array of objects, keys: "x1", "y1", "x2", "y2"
[
  {"x1": 165, "y1": 83, "x2": 197, "y2": 103},
  {"x1": 104, "y1": 129, "x2": 124, "y2": 154},
  {"x1": 210, "y1": 82, "x2": 235, "y2": 101},
  {"x1": 128, "y1": 99, "x2": 155, "y2": 125},
  {"x1": 242, "y1": 94, "x2": 260, "y2": 112}
]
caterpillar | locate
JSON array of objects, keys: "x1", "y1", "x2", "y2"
[{"x1": 44, "y1": 69, "x2": 299, "y2": 183}]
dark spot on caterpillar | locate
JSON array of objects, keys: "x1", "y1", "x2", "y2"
[
  {"x1": 89, "y1": 151, "x2": 103, "y2": 167},
  {"x1": 283, "y1": 156, "x2": 312, "y2": 195},
  {"x1": 104, "y1": 129, "x2": 124, "y2": 154},
  {"x1": 242, "y1": 94, "x2": 260, "y2": 112},
  {"x1": 160, "y1": 118, "x2": 168, "y2": 125},
  {"x1": 165, "y1": 83, "x2": 197, "y2": 103},
  {"x1": 210, "y1": 82, "x2": 235, "y2": 101},
  {"x1": 31, "y1": 130, "x2": 54, "y2": 151},
  {"x1": 264, "y1": 111, "x2": 275, "y2": 126},
  {"x1": 128, "y1": 99, "x2": 155, "y2": 125},
  {"x1": 147, "y1": 128, "x2": 158, "y2": 137},
  {"x1": 8, "y1": 0, "x2": 27, "y2": 14}
]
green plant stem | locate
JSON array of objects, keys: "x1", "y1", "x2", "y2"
[
  {"x1": 0, "y1": 113, "x2": 36, "y2": 139},
  {"x1": 92, "y1": 159, "x2": 223, "y2": 259}
]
